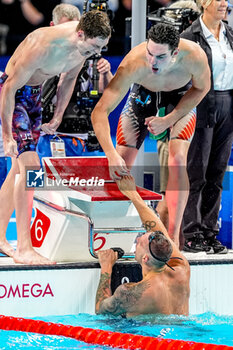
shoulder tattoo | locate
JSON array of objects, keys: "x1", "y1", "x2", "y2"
[{"x1": 99, "y1": 281, "x2": 149, "y2": 315}]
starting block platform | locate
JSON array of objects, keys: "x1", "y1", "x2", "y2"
[{"x1": 31, "y1": 156, "x2": 162, "y2": 262}]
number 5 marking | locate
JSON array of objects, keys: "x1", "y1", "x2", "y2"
[{"x1": 94, "y1": 233, "x2": 106, "y2": 251}]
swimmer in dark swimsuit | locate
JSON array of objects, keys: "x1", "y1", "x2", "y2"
[
  {"x1": 92, "y1": 23, "x2": 210, "y2": 246},
  {"x1": 116, "y1": 84, "x2": 196, "y2": 150},
  {"x1": 0, "y1": 10, "x2": 111, "y2": 264}
]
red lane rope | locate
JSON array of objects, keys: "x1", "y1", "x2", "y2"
[{"x1": 0, "y1": 314, "x2": 232, "y2": 350}]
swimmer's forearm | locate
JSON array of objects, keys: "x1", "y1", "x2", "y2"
[
  {"x1": 91, "y1": 107, "x2": 117, "y2": 157},
  {"x1": 0, "y1": 86, "x2": 15, "y2": 139},
  {"x1": 131, "y1": 192, "x2": 184, "y2": 257},
  {"x1": 98, "y1": 71, "x2": 113, "y2": 93},
  {"x1": 95, "y1": 271, "x2": 112, "y2": 313},
  {"x1": 20, "y1": 0, "x2": 44, "y2": 26},
  {"x1": 130, "y1": 192, "x2": 167, "y2": 234}
]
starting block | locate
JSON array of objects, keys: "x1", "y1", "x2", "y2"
[{"x1": 31, "y1": 157, "x2": 162, "y2": 262}]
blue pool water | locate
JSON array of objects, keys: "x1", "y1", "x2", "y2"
[{"x1": 0, "y1": 312, "x2": 233, "y2": 349}]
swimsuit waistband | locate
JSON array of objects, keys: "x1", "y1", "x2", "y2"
[
  {"x1": 0, "y1": 73, "x2": 41, "y2": 91},
  {"x1": 0, "y1": 72, "x2": 8, "y2": 84}
]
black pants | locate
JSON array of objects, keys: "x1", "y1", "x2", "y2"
[{"x1": 183, "y1": 90, "x2": 233, "y2": 239}]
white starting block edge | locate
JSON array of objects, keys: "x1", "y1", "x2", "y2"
[
  {"x1": 31, "y1": 156, "x2": 162, "y2": 263},
  {"x1": 32, "y1": 194, "x2": 147, "y2": 262}
]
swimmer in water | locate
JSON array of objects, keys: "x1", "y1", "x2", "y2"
[{"x1": 95, "y1": 175, "x2": 190, "y2": 317}]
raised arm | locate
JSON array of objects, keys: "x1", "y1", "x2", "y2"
[
  {"x1": 97, "y1": 57, "x2": 113, "y2": 93},
  {"x1": 20, "y1": 0, "x2": 44, "y2": 26},
  {"x1": 116, "y1": 175, "x2": 182, "y2": 258}
]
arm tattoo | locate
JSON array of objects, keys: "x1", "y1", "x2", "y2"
[
  {"x1": 144, "y1": 220, "x2": 156, "y2": 231},
  {"x1": 96, "y1": 272, "x2": 112, "y2": 309},
  {"x1": 98, "y1": 281, "x2": 149, "y2": 316}
]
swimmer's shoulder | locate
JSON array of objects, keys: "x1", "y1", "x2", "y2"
[
  {"x1": 25, "y1": 21, "x2": 78, "y2": 44},
  {"x1": 22, "y1": 23, "x2": 78, "y2": 58},
  {"x1": 117, "y1": 42, "x2": 148, "y2": 79},
  {"x1": 167, "y1": 253, "x2": 190, "y2": 280},
  {"x1": 179, "y1": 38, "x2": 207, "y2": 62},
  {"x1": 8, "y1": 27, "x2": 51, "y2": 66}
]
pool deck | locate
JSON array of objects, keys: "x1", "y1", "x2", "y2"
[{"x1": 1, "y1": 249, "x2": 233, "y2": 269}]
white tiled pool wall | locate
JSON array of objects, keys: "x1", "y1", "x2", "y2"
[
  {"x1": 1, "y1": 262, "x2": 233, "y2": 317},
  {"x1": 190, "y1": 263, "x2": 233, "y2": 315}
]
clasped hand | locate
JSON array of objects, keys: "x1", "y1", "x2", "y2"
[
  {"x1": 97, "y1": 249, "x2": 118, "y2": 269},
  {"x1": 145, "y1": 116, "x2": 170, "y2": 135}
]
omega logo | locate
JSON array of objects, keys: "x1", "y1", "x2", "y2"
[{"x1": 0, "y1": 283, "x2": 54, "y2": 299}]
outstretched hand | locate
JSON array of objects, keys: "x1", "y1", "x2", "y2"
[
  {"x1": 108, "y1": 153, "x2": 129, "y2": 180},
  {"x1": 116, "y1": 175, "x2": 137, "y2": 199}
]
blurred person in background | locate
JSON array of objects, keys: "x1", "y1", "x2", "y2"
[
  {"x1": 107, "y1": 0, "x2": 131, "y2": 55},
  {"x1": 0, "y1": 0, "x2": 60, "y2": 54},
  {"x1": 61, "y1": 0, "x2": 119, "y2": 14},
  {"x1": 50, "y1": 3, "x2": 81, "y2": 25},
  {"x1": 181, "y1": 0, "x2": 233, "y2": 253}
]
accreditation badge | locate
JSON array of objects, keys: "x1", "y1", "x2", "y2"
[{"x1": 50, "y1": 135, "x2": 66, "y2": 157}]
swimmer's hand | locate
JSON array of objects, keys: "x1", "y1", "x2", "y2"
[
  {"x1": 3, "y1": 137, "x2": 18, "y2": 157},
  {"x1": 97, "y1": 249, "x2": 118, "y2": 270},
  {"x1": 41, "y1": 118, "x2": 61, "y2": 135},
  {"x1": 116, "y1": 175, "x2": 137, "y2": 199},
  {"x1": 145, "y1": 116, "x2": 170, "y2": 136},
  {"x1": 108, "y1": 153, "x2": 129, "y2": 180}
]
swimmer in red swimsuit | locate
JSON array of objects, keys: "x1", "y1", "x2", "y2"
[{"x1": 92, "y1": 23, "x2": 210, "y2": 246}]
